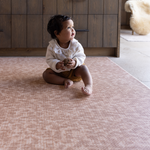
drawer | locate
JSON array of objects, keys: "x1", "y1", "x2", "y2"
[
  {"x1": 43, "y1": 15, "x2": 52, "y2": 47},
  {"x1": 73, "y1": 15, "x2": 88, "y2": 47},
  {"x1": 12, "y1": 15, "x2": 26, "y2": 48},
  {"x1": 12, "y1": 0, "x2": 26, "y2": 15},
  {"x1": 103, "y1": 15, "x2": 118, "y2": 47},
  {"x1": 89, "y1": 0, "x2": 103, "y2": 14},
  {"x1": 88, "y1": 15, "x2": 103, "y2": 47},
  {"x1": 27, "y1": 15, "x2": 43, "y2": 48},
  {"x1": 0, "y1": 15, "x2": 11, "y2": 48},
  {"x1": 0, "y1": 0, "x2": 11, "y2": 14},
  {"x1": 73, "y1": 0, "x2": 88, "y2": 14},
  {"x1": 27, "y1": 0, "x2": 42, "y2": 15},
  {"x1": 57, "y1": 0, "x2": 72, "y2": 15},
  {"x1": 43, "y1": 0, "x2": 57, "y2": 15},
  {"x1": 104, "y1": 0, "x2": 119, "y2": 14}
]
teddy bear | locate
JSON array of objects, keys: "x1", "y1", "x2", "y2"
[{"x1": 63, "y1": 58, "x2": 73, "y2": 66}]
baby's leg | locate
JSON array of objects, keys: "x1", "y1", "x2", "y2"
[
  {"x1": 64, "y1": 79, "x2": 73, "y2": 88},
  {"x1": 81, "y1": 86, "x2": 92, "y2": 96},
  {"x1": 43, "y1": 69, "x2": 73, "y2": 88},
  {"x1": 74, "y1": 65, "x2": 93, "y2": 95}
]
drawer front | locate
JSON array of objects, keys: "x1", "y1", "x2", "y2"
[
  {"x1": 89, "y1": 0, "x2": 103, "y2": 14},
  {"x1": 73, "y1": 0, "x2": 88, "y2": 14},
  {"x1": 12, "y1": 15, "x2": 26, "y2": 48},
  {"x1": 0, "y1": 15, "x2": 11, "y2": 48},
  {"x1": 103, "y1": 15, "x2": 118, "y2": 47},
  {"x1": 27, "y1": 0, "x2": 42, "y2": 15},
  {"x1": 43, "y1": 15, "x2": 52, "y2": 47},
  {"x1": 0, "y1": 0, "x2": 11, "y2": 14},
  {"x1": 27, "y1": 15, "x2": 43, "y2": 48},
  {"x1": 57, "y1": 0, "x2": 72, "y2": 15},
  {"x1": 12, "y1": 0, "x2": 26, "y2": 15},
  {"x1": 88, "y1": 15, "x2": 103, "y2": 47},
  {"x1": 73, "y1": 15, "x2": 88, "y2": 47},
  {"x1": 43, "y1": 0, "x2": 57, "y2": 15},
  {"x1": 0, "y1": 0, "x2": 120, "y2": 50},
  {"x1": 104, "y1": 0, "x2": 119, "y2": 14}
]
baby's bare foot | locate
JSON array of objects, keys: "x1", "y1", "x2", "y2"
[
  {"x1": 81, "y1": 85, "x2": 92, "y2": 96},
  {"x1": 64, "y1": 79, "x2": 73, "y2": 88}
]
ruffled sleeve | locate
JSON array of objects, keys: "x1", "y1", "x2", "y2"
[
  {"x1": 46, "y1": 40, "x2": 62, "y2": 73},
  {"x1": 71, "y1": 40, "x2": 86, "y2": 69}
]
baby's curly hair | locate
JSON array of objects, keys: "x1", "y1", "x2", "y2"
[{"x1": 47, "y1": 15, "x2": 71, "y2": 39}]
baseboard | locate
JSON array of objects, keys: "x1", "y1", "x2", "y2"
[{"x1": 0, "y1": 48, "x2": 119, "y2": 57}]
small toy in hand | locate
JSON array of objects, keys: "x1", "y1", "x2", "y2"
[{"x1": 63, "y1": 58, "x2": 73, "y2": 66}]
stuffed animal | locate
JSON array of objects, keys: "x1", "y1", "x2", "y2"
[{"x1": 63, "y1": 58, "x2": 73, "y2": 66}]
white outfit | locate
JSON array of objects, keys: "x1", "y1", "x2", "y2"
[{"x1": 46, "y1": 39, "x2": 86, "y2": 73}]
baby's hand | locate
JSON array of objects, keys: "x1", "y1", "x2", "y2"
[
  {"x1": 56, "y1": 61, "x2": 65, "y2": 70},
  {"x1": 66, "y1": 59, "x2": 76, "y2": 69}
]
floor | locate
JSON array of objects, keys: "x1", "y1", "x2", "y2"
[{"x1": 110, "y1": 37, "x2": 150, "y2": 89}]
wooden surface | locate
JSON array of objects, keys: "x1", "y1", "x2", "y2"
[
  {"x1": 0, "y1": 0, "x2": 121, "y2": 57},
  {"x1": 57, "y1": 0, "x2": 72, "y2": 15},
  {"x1": 0, "y1": 0, "x2": 11, "y2": 14},
  {"x1": 0, "y1": 48, "x2": 117, "y2": 57},
  {"x1": 0, "y1": 15, "x2": 11, "y2": 48},
  {"x1": 121, "y1": 0, "x2": 131, "y2": 29},
  {"x1": 89, "y1": 0, "x2": 103, "y2": 14},
  {"x1": 73, "y1": 15, "x2": 88, "y2": 47},
  {"x1": 73, "y1": 0, "x2": 88, "y2": 14},
  {"x1": 88, "y1": 15, "x2": 103, "y2": 47},
  {"x1": 103, "y1": 15, "x2": 117, "y2": 47},
  {"x1": 27, "y1": 15, "x2": 43, "y2": 48},
  {"x1": 43, "y1": 0, "x2": 57, "y2": 15},
  {"x1": 12, "y1": 0, "x2": 26, "y2": 14},
  {"x1": 27, "y1": 0, "x2": 42, "y2": 14},
  {"x1": 104, "y1": 0, "x2": 118, "y2": 14},
  {"x1": 12, "y1": 15, "x2": 26, "y2": 48}
]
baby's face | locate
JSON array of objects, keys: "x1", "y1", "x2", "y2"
[{"x1": 56, "y1": 19, "x2": 76, "y2": 43}]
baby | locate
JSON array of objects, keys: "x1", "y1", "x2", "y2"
[{"x1": 43, "y1": 15, "x2": 93, "y2": 95}]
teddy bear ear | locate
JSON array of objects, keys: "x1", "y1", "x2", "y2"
[{"x1": 63, "y1": 59, "x2": 68, "y2": 66}]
